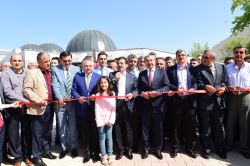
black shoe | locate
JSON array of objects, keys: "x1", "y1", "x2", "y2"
[
  {"x1": 217, "y1": 152, "x2": 227, "y2": 159},
  {"x1": 91, "y1": 154, "x2": 99, "y2": 163},
  {"x1": 186, "y1": 149, "x2": 198, "y2": 158},
  {"x1": 33, "y1": 159, "x2": 47, "y2": 166},
  {"x1": 59, "y1": 150, "x2": 68, "y2": 159},
  {"x1": 170, "y1": 149, "x2": 178, "y2": 158},
  {"x1": 83, "y1": 153, "x2": 90, "y2": 163},
  {"x1": 202, "y1": 151, "x2": 212, "y2": 159},
  {"x1": 141, "y1": 151, "x2": 148, "y2": 159},
  {"x1": 42, "y1": 152, "x2": 57, "y2": 159},
  {"x1": 155, "y1": 151, "x2": 163, "y2": 160},
  {"x1": 240, "y1": 151, "x2": 250, "y2": 159},
  {"x1": 71, "y1": 149, "x2": 78, "y2": 158},
  {"x1": 126, "y1": 150, "x2": 133, "y2": 160},
  {"x1": 3, "y1": 156, "x2": 14, "y2": 165},
  {"x1": 115, "y1": 150, "x2": 124, "y2": 160}
]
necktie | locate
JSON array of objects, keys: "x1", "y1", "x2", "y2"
[
  {"x1": 86, "y1": 75, "x2": 90, "y2": 89},
  {"x1": 148, "y1": 69, "x2": 152, "y2": 86},
  {"x1": 66, "y1": 68, "x2": 72, "y2": 97}
]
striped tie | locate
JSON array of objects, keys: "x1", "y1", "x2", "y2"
[{"x1": 66, "y1": 68, "x2": 71, "y2": 97}]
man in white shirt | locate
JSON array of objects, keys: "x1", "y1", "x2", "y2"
[
  {"x1": 225, "y1": 45, "x2": 250, "y2": 158},
  {"x1": 109, "y1": 57, "x2": 137, "y2": 160}
]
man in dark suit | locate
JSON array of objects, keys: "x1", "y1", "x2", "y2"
[
  {"x1": 167, "y1": 49, "x2": 197, "y2": 158},
  {"x1": 137, "y1": 52, "x2": 169, "y2": 160},
  {"x1": 71, "y1": 57, "x2": 101, "y2": 163},
  {"x1": 109, "y1": 57, "x2": 138, "y2": 160},
  {"x1": 195, "y1": 49, "x2": 227, "y2": 159}
]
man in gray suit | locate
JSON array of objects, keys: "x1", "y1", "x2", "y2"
[
  {"x1": 109, "y1": 57, "x2": 138, "y2": 160},
  {"x1": 51, "y1": 51, "x2": 80, "y2": 159},
  {"x1": 195, "y1": 50, "x2": 227, "y2": 159}
]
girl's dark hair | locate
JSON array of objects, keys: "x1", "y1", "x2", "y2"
[{"x1": 97, "y1": 76, "x2": 114, "y2": 96}]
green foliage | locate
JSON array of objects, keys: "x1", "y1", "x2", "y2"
[
  {"x1": 246, "y1": 40, "x2": 250, "y2": 52},
  {"x1": 190, "y1": 43, "x2": 209, "y2": 57},
  {"x1": 231, "y1": 0, "x2": 250, "y2": 33},
  {"x1": 223, "y1": 37, "x2": 247, "y2": 55}
]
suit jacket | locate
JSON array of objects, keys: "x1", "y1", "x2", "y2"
[
  {"x1": 167, "y1": 64, "x2": 197, "y2": 107},
  {"x1": 71, "y1": 71, "x2": 101, "y2": 117},
  {"x1": 0, "y1": 82, "x2": 5, "y2": 105},
  {"x1": 195, "y1": 63, "x2": 228, "y2": 110},
  {"x1": 137, "y1": 67, "x2": 170, "y2": 112},
  {"x1": 51, "y1": 64, "x2": 80, "y2": 100},
  {"x1": 23, "y1": 68, "x2": 49, "y2": 115},
  {"x1": 109, "y1": 71, "x2": 138, "y2": 112}
]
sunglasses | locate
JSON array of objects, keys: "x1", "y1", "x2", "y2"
[{"x1": 234, "y1": 51, "x2": 244, "y2": 55}]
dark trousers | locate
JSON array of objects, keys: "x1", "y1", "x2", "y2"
[
  {"x1": 114, "y1": 99, "x2": 134, "y2": 151},
  {"x1": 171, "y1": 97, "x2": 196, "y2": 150},
  {"x1": 6, "y1": 107, "x2": 31, "y2": 162},
  {"x1": 29, "y1": 104, "x2": 54, "y2": 159},
  {"x1": 199, "y1": 104, "x2": 225, "y2": 153},
  {"x1": 0, "y1": 124, "x2": 5, "y2": 164},
  {"x1": 133, "y1": 97, "x2": 142, "y2": 152},
  {"x1": 141, "y1": 107, "x2": 164, "y2": 151},
  {"x1": 226, "y1": 93, "x2": 250, "y2": 152},
  {"x1": 77, "y1": 107, "x2": 99, "y2": 155}
]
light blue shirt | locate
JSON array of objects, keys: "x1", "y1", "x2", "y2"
[
  {"x1": 93, "y1": 66, "x2": 113, "y2": 76},
  {"x1": 226, "y1": 62, "x2": 250, "y2": 88}
]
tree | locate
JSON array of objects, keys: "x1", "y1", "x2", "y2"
[
  {"x1": 231, "y1": 0, "x2": 250, "y2": 33},
  {"x1": 190, "y1": 43, "x2": 209, "y2": 57},
  {"x1": 223, "y1": 37, "x2": 247, "y2": 55}
]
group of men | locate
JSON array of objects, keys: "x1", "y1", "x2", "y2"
[{"x1": 0, "y1": 45, "x2": 249, "y2": 166}]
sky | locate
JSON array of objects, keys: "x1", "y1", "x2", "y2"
[{"x1": 0, "y1": 0, "x2": 240, "y2": 53}]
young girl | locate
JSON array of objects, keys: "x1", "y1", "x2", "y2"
[{"x1": 92, "y1": 76, "x2": 116, "y2": 165}]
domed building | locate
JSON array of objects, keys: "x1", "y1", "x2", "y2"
[
  {"x1": 66, "y1": 30, "x2": 117, "y2": 52},
  {"x1": 21, "y1": 44, "x2": 43, "y2": 52},
  {"x1": 40, "y1": 43, "x2": 64, "y2": 53}
]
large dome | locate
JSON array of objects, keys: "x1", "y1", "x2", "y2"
[
  {"x1": 40, "y1": 43, "x2": 64, "y2": 53},
  {"x1": 66, "y1": 30, "x2": 117, "y2": 52},
  {"x1": 21, "y1": 44, "x2": 43, "y2": 52}
]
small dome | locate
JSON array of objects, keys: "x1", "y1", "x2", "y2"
[
  {"x1": 40, "y1": 43, "x2": 64, "y2": 53},
  {"x1": 66, "y1": 30, "x2": 117, "y2": 52},
  {"x1": 20, "y1": 44, "x2": 43, "y2": 52}
]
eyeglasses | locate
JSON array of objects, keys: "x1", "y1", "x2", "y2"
[
  {"x1": 203, "y1": 56, "x2": 210, "y2": 59},
  {"x1": 234, "y1": 51, "x2": 244, "y2": 55}
]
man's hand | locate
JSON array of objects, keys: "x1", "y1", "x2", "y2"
[
  {"x1": 114, "y1": 72, "x2": 121, "y2": 81},
  {"x1": 167, "y1": 90, "x2": 174, "y2": 96},
  {"x1": 79, "y1": 96, "x2": 86, "y2": 104},
  {"x1": 90, "y1": 94, "x2": 96, "y2": 101},
  {"x1": 39, "y1": 99, "x2": 48, "y2": 107},
  {"x1": 188, "y1": 88, "x2": 195, "y2": 95},
  {"x1": 58, "y1": 98, "x2": 65, "y2": 105},
  {"x1": 10, "y1": 101, "x2": 19, "y2": 108},
  {"x1": 149, "y1": 91, "x2": 157, "y2": 98},
  {"x1": 125, "y1": 93, "x2": 133, "y2": 101},
  {"x1": 228, "y1": 86, "x2": 241, "y2": 95},
  {"x1": 205, "y1": 85, "x2": 216, "y2": 94},
  {"x1": 177, "y1": 88, "x2": 184, "y2": 96},
  {"x1": 141, "y1": 92, "x2": 150, "y2": 100},
  {"x1": 216, "y1": 87, "x2": 226, "y2": 96}
]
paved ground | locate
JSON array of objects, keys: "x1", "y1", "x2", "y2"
[
  {"x1": 2, "y1": 119, "x2": 250, "y2": 166},
  {"x1": 3, "y1": 145, "x2": 250, "y2": 166}
]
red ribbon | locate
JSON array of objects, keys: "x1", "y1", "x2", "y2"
[{"x1": 19, "y1": 88, "x2": 250, "y2": 106}]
